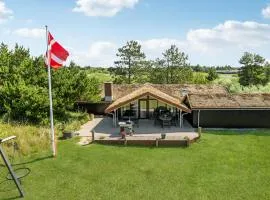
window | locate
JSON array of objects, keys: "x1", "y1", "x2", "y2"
[
  {"x1": 157, "y1": 101, "x2": 167, "y2": 108},
  {"x1": 149, "y1": 100, "x2": 158, "y2": 119},
  {"x1": 121, "y1": 101, "x2": 138, "y2": 118}
]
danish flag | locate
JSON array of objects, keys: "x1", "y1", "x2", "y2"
[{"x1": 46, "y1": 32, "x2": 69, "y2": 69}]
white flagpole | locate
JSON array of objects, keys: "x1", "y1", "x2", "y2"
[{"x1": 45, "y1": 25, "x2": 56, "y2": 157}]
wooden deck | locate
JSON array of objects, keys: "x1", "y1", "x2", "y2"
[
  {"x1": 94, "y1": 135, "x2": 200, "y2": 147},
  {"x1": 78, "y1": 117, "x2": 200, "y2": 147}
]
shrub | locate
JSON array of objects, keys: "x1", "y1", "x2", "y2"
[
  {"x1": 192, "y1": 72, "x2": 209, "y2": 84},
  {"x1": 206, "y1": 68, "x2": 219, "y2": 81}
]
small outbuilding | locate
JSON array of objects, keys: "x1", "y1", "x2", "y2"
[{"x1": 187, "y1": 93, "x2": 270, "y2": 128}]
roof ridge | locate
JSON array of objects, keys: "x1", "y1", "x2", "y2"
[{"x1": 105, "y1": 85, "x2": 191, "y2": 113}]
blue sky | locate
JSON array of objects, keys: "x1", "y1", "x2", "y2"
[{"x1": 1, "y1": 0, "x2": 270, "y2": 66}]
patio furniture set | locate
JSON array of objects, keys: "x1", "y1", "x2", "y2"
[
  {"x1": 118, "y1": 106, "x2": 179, "y2": 137},
  {"x1": 154, "y1": 106, "x2": 179, "y2": 128}
]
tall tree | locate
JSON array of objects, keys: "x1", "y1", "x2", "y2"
[
  {"x1": 148, "y1": 59, "x2": 167, "y2": 84},
  {"x1": 0, "y1": 43, "x2": 100, "y2": 124},
  {"x1": 239, "y1": 52, "x2": 267, "y2": 86},
  {"x1": 162, "y1": 45, "x2": 192, "y2": 84},
  {"x1": 114, "y1": 41, "x2": 145, "y2": 84},
  {"x1": 0, "y1": 43, "x2": 11, "y2": 85}
]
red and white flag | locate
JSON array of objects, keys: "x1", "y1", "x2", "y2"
[{"x1": 46, "y1": 32, "x2": 69, "y2": 69}]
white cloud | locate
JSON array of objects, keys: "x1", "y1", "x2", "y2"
[
  {"x1": 70, "y1": 41, "x2": 117, "y2": 66},
  {"x1": 1, "y1": 28, "x2": 10, "y2": 35},
  {"x1": 139, "y1": 38, "x2": 188, "y2": 59},
  {"x1": 73, "y1": 0, "x2": 139, "y2": 17},
  {"x1": 71, "y1": 39, "x2": 189, "y2": 66},
  {"x1": 0, "y1": 1, "x2": 13, "y2": 23},
  {"x1": 13, "y1": 28, "x2": 45, "y2": 39},
  {"x1": 65, "y1": 21, "x2": 270, "y2": 66},
  {"x1": 262, "y1": 5, "x2": 270, "y2": 18},
  {"x1": 187, "y1": 21, "x2": 270, "y2": 52},
  {"x1": 140, "y1": 38, "x2": 185, "y2": 50}
]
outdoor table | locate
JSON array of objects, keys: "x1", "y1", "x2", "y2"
[
  {"x1": 121, "y1": 116, "x2": 139, "y2": 127},
  {"x1": 159, "y1": 115, "x2": 172, "y2": 128},
  {"x1": 159, "y1": 116, "x2": 172, "y2": 121}
]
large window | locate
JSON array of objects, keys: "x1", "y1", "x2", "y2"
[
  {"x1": 139, "y1": 100, "x2": 147, "y2": 118},
  {"x1": 149, "y1": 100, "x2": 158, "y2": 118},
  {"x1": 120, "y1": 97, "x2": 177, "y2": 119},
  {"x1": 157, "y1": 101, "x2": 167, "y2": 108},
  {"x1": 121, "y1": 101, "x2": 138, "y2": 118}
]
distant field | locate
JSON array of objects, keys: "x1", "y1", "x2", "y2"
[
  {"x1": 214, "y1": 73, "x2": 270, "y2": 93},
  {"x1": 85, "y1": 70, "x2": 270, "y2": 93},
  {"x1": 88, "y1": 72, "x2": 113, "y2": 83},
  {"x1": 1, "y1": 130, "x2": 270, "y2": 199},
  {"x1": 217, "y1": 73, "x2": 237, "y2": 80}
]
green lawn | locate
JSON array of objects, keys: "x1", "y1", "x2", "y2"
[{"x1": 1, "y1": 131, "x2": 270, "y2": 200}]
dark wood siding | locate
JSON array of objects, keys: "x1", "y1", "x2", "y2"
[
  {"x1": 75, "y1": 102, "x2": 111, "y2": 115},
  {"x1": 192, "y1": 110, "x2": 270, "y2": 128}
]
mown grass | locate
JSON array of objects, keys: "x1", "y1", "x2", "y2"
[{"x1": 1, "y1": 130, "x2": 270, "y2": 200}]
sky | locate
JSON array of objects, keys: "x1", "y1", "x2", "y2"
[{"x1": 1, "y1": 0, "x2": 270, "y2": 67}]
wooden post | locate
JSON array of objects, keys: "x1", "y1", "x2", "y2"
[
  {"x1": 91, "y1": 130, "x2": 95, "y2": 142},
  {"x1": 114, "y1": 109, "x2": 116, "y2": 127},
  {"x1": 184, "y1": 136, "x2": 190, "y2": 147},
  {"x1": 198, "y1": 127, "x2": 202, "y2": 138},
  {"x1": 116, "y1": 109, "x2": 118, "y2": 125},
  {"x1": 179, "y1": 110, "x2": 182, "y2": 128},
  {"x1": 156, "y1": 138, "x2": 159, "y2": 147},
  {"x1": 197, "y1": 110, "x2": 201, "y2": 128}
]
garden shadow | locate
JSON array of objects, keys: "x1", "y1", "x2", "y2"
[{"x1": 12, "y1": 155, "x2": 53, "y2": 166}]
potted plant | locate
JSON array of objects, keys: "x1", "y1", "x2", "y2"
[
  {"x1": 161, "y1": 133, "x2": 166, "y2": 139},
  {"x1": 62, "y1": 123, "x2": 75, "y2": 139},
  {"x1": 62, "y1": 130, "x2": 74, "y2": 139}
]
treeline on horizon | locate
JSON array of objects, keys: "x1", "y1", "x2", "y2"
[
  {"x1": 84, "y1": 64, "x2": 237, "y2": 72},
  {"x1": 82, "y1": 40, "x2": 270, "y2": 86},
  {"x1": 1, "y1": 41, "x2": 270, "y2": 123}
]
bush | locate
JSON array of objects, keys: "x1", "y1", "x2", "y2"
[
  {"x1": 192, "y1": 72, "x2": 209, "y2": 84},
  {"x1": 206, "y1": 68, "x2": 219, "y2": 81}
]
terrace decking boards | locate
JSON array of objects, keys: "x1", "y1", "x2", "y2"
[{"x1": 94, "y1": 136, "x2": 198, "y2": 147}]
